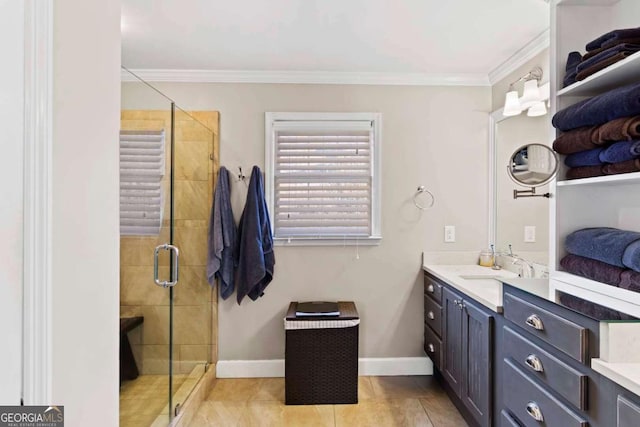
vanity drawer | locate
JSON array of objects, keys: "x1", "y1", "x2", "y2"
[
  {"x1": 424, "y1": 323, "x2": 442, "y2": 369},
  {"x1": 503, "y1": 291, "x2": 588, "y2": 363},
  {"x1": 500, "y1": 410, "x2": 522, "y2": 427},
  {"x1": 424, "y1": 274, "x2": 443, "y2": 304},
  {"x1": 424, "y1": 295, "x2": 442, "y2": 337},
  {"x1": 618, "y1": 395, "x2": 640, "y2": 427},
  {"x1": 503, "y1": 359, "x2": 588, "y2": 427},
  {"x1": 504, "y1": 326, "x2": 588, "y2": 410}
]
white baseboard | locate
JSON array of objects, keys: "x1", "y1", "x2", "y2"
[{"x1": 216, "y1": 357, "x2": 433, "y2": 378}]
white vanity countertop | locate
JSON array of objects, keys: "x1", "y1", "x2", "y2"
[
  {"x1": 423, "y1": 264, "x2": 526, "y2": 312},
  {"x1": 591, "y1": 360, "x2": 640, "y2": 397}
]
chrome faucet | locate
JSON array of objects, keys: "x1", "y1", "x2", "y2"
[{"x1": 512, "y1": 256, "x2": 534, "y2": 278}]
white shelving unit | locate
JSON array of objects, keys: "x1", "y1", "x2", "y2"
[{"x1": 550, "y1": 0, "x2": 640, "y2": 318}]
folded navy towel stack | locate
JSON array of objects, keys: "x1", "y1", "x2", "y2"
[
  {"x1": 562, "y1": 27, "x2": 640, "y2": 89},
  {"x1": 552, "y1": 82, "x2": 640, "y2": 132},
  {"x1": 599, "y1": 140, "x2": 640, "y2": 163},
  {"x1": 565, "y1": 227, "x2": 640, "y2": 271}
]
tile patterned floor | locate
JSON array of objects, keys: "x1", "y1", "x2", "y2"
[
  {"x1": 120, "y1": 374, "x2": 188, "y2": 427},
  {"x1": 189, "y1": 376, "x2": 468, "y2": 427}
]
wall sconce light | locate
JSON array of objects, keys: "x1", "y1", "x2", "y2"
[{"x1": 503, "y1": 66, "x2": 548, "y2": 117}]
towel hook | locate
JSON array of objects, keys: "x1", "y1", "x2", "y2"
[
  {"x1": 237, "y1": 167, "x2": 246, "y2": 182},
  {"x1": 414, "y1": 186, "x2": 435, "y2": 210}
]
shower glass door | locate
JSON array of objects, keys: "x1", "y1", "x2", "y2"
[
  {"x1": 165, "y1": 107, "x2": 216, "y2": 419},
  {"x1": 120, "y1": 69, "x2": 217, "y2": 426}
]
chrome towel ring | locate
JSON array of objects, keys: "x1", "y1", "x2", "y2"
[{"x1": 414, "y1": 186, "x2": 435, "y2": 210}]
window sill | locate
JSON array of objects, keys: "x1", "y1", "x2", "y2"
[{"x1": 273, "y1": 236, "x2": 382, "y2": 247}]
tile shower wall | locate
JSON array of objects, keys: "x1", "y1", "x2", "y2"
[{"x1": 120, "y1": 110, "x2": 219, "y2": 375}]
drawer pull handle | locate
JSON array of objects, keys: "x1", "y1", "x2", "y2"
[
  {"x1": 428, "y1": 311, "x2": 435, "y2": 320},
  {"x1": 526, "y1": 401, "x2": 544, "y2": 422},
  {"x1": 525, "y1": 354, "x2": 544, "y2": 372},
  {"x1": 525, "y1": 314, "x2": 544, "y2": 331},
  {"x1": 428, "y1": 343, "x2": 435, "y2": 353},
  {"x1": 427, "y1": 284, "x2": 435, "y2": 293}
]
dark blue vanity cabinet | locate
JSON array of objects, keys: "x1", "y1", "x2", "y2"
[
  {"x1": 500, "y1": 284, "x2": 640, "y2": 427},
  {"x1": 424, "y1": 272, "x2": 640, "y2": 427},
  {"x1": 425, "y1": 274, "x2": 493, "y2": 427}
]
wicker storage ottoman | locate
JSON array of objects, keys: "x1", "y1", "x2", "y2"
[{"x1": 284, "y1": 301, "x2": 359, "y2": 405}]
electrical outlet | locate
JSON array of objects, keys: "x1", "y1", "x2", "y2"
[
  {"x1": 524, "y1": 226, "x2": 536, "y2": 243},
  {"x1": 444, "y1": 225, "x2": 456, "y2": 243}
]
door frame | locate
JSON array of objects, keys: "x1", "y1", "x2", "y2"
[{"x1": 22, "y1": 0, "x2": 53, "y2": 405}]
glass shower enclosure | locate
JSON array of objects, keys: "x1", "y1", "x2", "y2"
[{"x1": 119, "y1": 68, "x2": 217, "y2": 426}]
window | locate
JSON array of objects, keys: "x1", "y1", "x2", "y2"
[
  {"x1": 119, "y1": 130, "x2": 166, "y2": 236},
  {"x1": 265, "y1": 113, "x2": 381, "y2": 245}
]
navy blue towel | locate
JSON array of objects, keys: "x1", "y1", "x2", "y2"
[
  {"x1": 564, "y1": 147, "x2": 605, "y2": 168},
  {"x1": 577, "y1": 44, "x2": 640, "y2": 74},
  {"x1": 207, "y1": 167, "x2": 237, "y2": 300},
  {"x1": 552, "y1": 82, "x2": 640, "y2": 131},
  {"x1": 235, "y1": 166, "x2": 275, "y2": 304},
  {"x1": 586, "y1": 27, "x2": 640, "y2": 51},
  {"x1": 563, "y1": 51, "x2": 583, "y2": 88},
  {"x1": 599, "y1": 140, "x2": 640, "y2": 164},
  {"x1": 566, "y1": 227, "x2": 640, "y2": 268},
  {"x1": 623, "y1": 240, "x2": 640, "y2": 273}
]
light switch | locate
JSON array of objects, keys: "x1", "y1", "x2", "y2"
[
  {"x1": 524, "y1": 226, "x2": 536, "y2": 243},
  {"x1": 444, "y1": 225, "x2": 456, "y2": 243}
]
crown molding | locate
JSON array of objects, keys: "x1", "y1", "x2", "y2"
[
  {"x1": 488, "y1": 28, "x2": 550, "y2": 85},
  {"x1": 121, "y1": 68, "x2": 491, "y2": 86}
]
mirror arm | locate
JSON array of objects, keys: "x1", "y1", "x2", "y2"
[{"x1": 513, "y1": 188, "x2": 551, "y2": 199}]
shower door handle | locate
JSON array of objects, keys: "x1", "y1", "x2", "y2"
[{"x1": 154, "y1": 244, "x2": 180, "y2": 287}]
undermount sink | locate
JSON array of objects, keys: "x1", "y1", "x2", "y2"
[{"x1": 458, "y1": 275, "x2": 504, "y2": 286}]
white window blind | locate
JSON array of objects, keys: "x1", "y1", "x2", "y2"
[
  {"x1": 119, "y1": 130, "x2": 165, "y2": 236},
  {"x1": 266, "y1": 114, "x2": 381, "y2": 244}
]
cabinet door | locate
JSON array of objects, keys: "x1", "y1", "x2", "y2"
[
  {"x1": 442, "y1": 287, "x2": 463, "y2": 397},
  {"x1": 462, "y1": 298, "x2": 493, "y2": 427}
]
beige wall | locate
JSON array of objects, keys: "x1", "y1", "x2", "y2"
[
  {"x1": 119, "y1": 110, "x2": 219, "y2": 375},
  {"x1": 491, "y1": 48, "x2": 551, "y2": 264},
  {"x1": 122, "y1": 82, "x2": 491, "y2": 360},
  {"x1": 52, "y1": 0, "x2": 120, "y2": 425}
]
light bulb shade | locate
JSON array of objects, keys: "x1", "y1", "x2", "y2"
[
  {"x1": 503, "y1": 91, "x2": 522, "y2": 117},
  {"x1": 520, "y1": 79, "x2": 541, "y2": 109},
  {"x1": 527, "y1": 101, "x2": 547, "y2": 117}
]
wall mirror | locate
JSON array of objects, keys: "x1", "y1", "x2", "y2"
[{"x1": 489, "y1": 110, "x2": 552, "y2": 265}]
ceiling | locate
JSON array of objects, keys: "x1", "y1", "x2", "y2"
[{"x1": 121, "y1": 0, "x2": 549, "y2": 80}]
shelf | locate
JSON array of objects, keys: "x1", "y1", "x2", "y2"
[
  {"x1": 550, "y1": 271, "x2": 640, "y2": 317},
  {"x1": 556, "y1": 172, "x2": 640, "y2": 187},
  {"x1": 557, "y1": 51, "x2": 640, "y2": 97}
]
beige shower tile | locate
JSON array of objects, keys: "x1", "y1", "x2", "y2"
[
  {"x1": 173, "y1": 305, "x2": 211, "y2": 345},
  {"x1": 120, "y1": 227, "x2": 170, "y2": 267},
  {"x1": 174, "y1": 266, "x2": 211, "y2": 306},
  {"x1": 180, "y1": 345, "x2": 209, "y2": 364},
  {"x1": 141, "y1": 345, "x2": 180, "y2": 375},
  {"x1": 175, "y1": 219, "x2": 208, "y2": 228},
  {"x1": 139, "y1": 306, "x2": 170, "y2": 345},
  {"x1": 121, "y1": 266, "x2": 170, "y2": 306},
  {"x1": 175, "y1": 120, "x2": 214, "y2": 140},
  {"x1": 176, "y1": 139, "x2": 209, "y2": 181},
  {"x1": 174, "y1": 180, "x2": 209, "y2": 220},
  {"x1": 175, "y1": 226, "x2": 207, "y2": 266}
]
